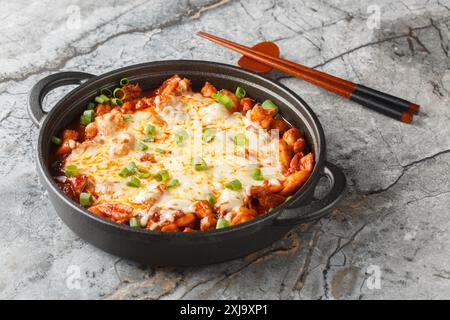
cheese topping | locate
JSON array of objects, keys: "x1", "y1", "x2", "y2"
[{"x1": 66, "y1": 92, "x2": 283, "y2": 225}]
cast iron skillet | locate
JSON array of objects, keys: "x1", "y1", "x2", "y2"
[{"x1": 28, "y1": 60, "x2": 346, "y2": 266}]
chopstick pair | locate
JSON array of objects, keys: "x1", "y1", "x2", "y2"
[{"x1": 197, "y1": 31, "x2": 420, "y2": 124}]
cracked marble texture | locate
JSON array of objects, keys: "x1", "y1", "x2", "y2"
[{"x1": 0, "y1": 0, "x2": 449, "y2": 299}]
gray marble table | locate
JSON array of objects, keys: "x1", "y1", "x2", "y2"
[{"x1": 1, "y1": 0, "x2": 449, "y2": 299}]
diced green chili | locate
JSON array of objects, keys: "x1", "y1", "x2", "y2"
[
  {"x1": 175, "y1": 129, "x2": 188, "y2": 146},
  {"x1": 233, "y1": 133, "x2": 248, "y2": 146},
  {"x1": 137, "y1": 141, "x2": 148, "y2": 151},
  {"x1": 207, "y1": 193, "x2": 216, "y2": 206}
]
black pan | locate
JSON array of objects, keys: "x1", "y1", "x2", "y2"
[{"x1": 28, "y1": 60, "x2": 346, "y2": 266}]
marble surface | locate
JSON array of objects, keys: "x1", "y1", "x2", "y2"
[{"x1": 0, "y1": 0, "x2": 449, "y2": 300}]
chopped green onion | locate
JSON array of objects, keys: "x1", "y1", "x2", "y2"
[
  {"x1": 87, "y1": 102, "x2": 95, "y2": 110},
  {"x1": 137, "y1": 141, "x2": 148, "y2": 151},
  {"x1": 192, "y1": 157, "x2": 208, "y2": 171},
  {"x1": 111, "y1": 98, "x2": 123, "y2": 106},
  {"x1": 79, "y1": 192, "x2": 93, "y2": 206},
  {"x1": 261, "y1": 99, "x2": 279, "y2": 115},
  {"x1": 129, "y1": 217, "x2": 141, "y2": 228},
  {"x1": 126, "y1": 162, "x2": 138, "y2": 174},
  {"x1": 154, "y1": 170, "x2": 169, "y2": 182},
  {"x1": 233, "y1": 133, "x2": 248, "y2": 146},
  {"x1": 80, "y1": 109, "x2": 95, "y2": 126},
  {"x1": 126, "y1": 176, "x2": 141, "y2": 188},
  {"x1": 51, "y1": 136, "x2": 62, "y2": 145},
  {"x1": 65, "y1": 165, "x2": 78, "y2": 177},
  {"x1": 120, "y1": 77, "x2": 129, "y2": 87},
  {"x1": 122, "y1": 114, "x2": 132, "y2": 120},
  {"x1": 251, "y1": 168, "x2": 264, "y2": 181},
  {"x1": 167, "y1": 179, "x2": 180, "y2": 188},
  {"x1": 94, "y1": 94, "x2": 110, "y2": 104},
  {"x1": 175, "y1": 129, "x2": 189, "y2": 146},
  {"x1": 235, "y1": 86, "x2": 246, "y2": 99},
  {"x1": 216, "y1": 218, "x2": 230, "y2": 229},
  {"x1": 211, "y1": 92, "x2": 233, "y2": 109},
  {"x1": 137, "y1": 170, "x2": 152, "y2": 179},
  {"x1": 225, "y1": 179, "x2": 242, "y2": 191},
  {"x1": 100, "y1": 88, "x2": 112, "y2": 97},
  {"x1": 155, "y1": 148, "x2": 167, "y2": 154},
  {"x1": 202, "y1": 127, "x2": 216, "y2": 143},
  {"x1": 51, "y1": 160, "x2": 60, "y2": 168},
  {"x1": 145, "y1": 124, "x2": 156, "y2": 135},
  {"x1": 143, "y1": 124, "x2": 156, "y2": 141},
  {"x1": 118, "y1": 167, "x2": 131, "y2": 178},
  {"x1": 207, "y1": 193, "x2": 216, "y2": 206},
  {"x1": 113, "y1": 87, "x2": 126, "y2": 100}
]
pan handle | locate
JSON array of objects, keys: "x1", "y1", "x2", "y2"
[
  {"x1": 274, "y1": 162, "x2": 346, "y2": 226},
  {"x1": 28, "y1": 71, "x2": 95, "y2": 127}
]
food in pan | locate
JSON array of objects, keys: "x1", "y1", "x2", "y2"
[{"x1": 50, "y1": 75, "x2": 314, "y2": 232}]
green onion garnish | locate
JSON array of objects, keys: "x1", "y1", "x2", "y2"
[
  {"x1": 94, "y1": 94, "x2": 110, "y2": 104},
  {"x1": 137, "y1": 141, "x2": 148, "y2": 151},
  {"x1": 122, "y1": 114, "x2": 132, "y2": 120},
  {"x1": 235, "y1": 86, "x2": 246, "y2": 99},
  {"x1": 111, "y1": 98, "x2": 123, "y2": 106},
  {"x1": 87, "y1": 102, "x2": 95, "y2": 110},
  {"x1": 175, "y1": 129, "x2": 189, "y2": 146},
  {"x1": 155, "y1": 148, "x2": 167, "y2": 154},
  {"x1": 51, "y1": 136, "x2": 62, "y2": 145},
  {"x1": 137, "y1": 170, "x2": 151, "y2": 179},
  {"x1": 211, "y1": 92, "x2": 233, "y2": 109},
  {"x1": 207, "y1": 193, "x2": 216, "y2": 206},
  {"x1": 261, "y1": 99, "x2": 279, "y2": 115},
  {"x1": 79, "y1": 192, "x2": 93, "y2": 206},
  {"x1": 120, "y1": 77, "x2": 129, "y2": 86},
  {"x1": 126, "y1": 176, "x2": 141, "y2": 188},
  {"x1": 216, "y1": 218, "x2": 230, "y2": 229},
  {"x1": 143, "y1": 124, "x2": 156, "y2": 141},
  {"x1": 100, "y1": 88, "x2": 112, "y2": 97},
  {"x1": 202, "y1": 127, "x2": 216, "y2": 143},
  {"x1": 129, "y1": 217, "x2": 141, "y2": 228},
  {"x1": 154, "y1": 170, "x2": 169, "y2": 182},
  {"x1": 65, "y1": 165, "x2": 78, "y2": 177},
  {"x1": 225, "y1": 179, "x2": 242, "y2": 191},
  {"x1": 251, "y1": 168, "x2": 264, "y2": 181},
  {"x1": 192, "y1": 157, "x2": 208, "y2": 171},
  {"x1": 80, "y1": 109, "x2": 95, "y2": 126},
  {"x1": 118, "y1": 167, "x2": 131, "y2": 178},
  {"x1": 126, "y1": 162, "x2": 138, "y2": 174},
  {"x1": 167, "y1": 179, "x2": 180, "y2": 188},
  {"x1": 113, "y1": 88, "x2": 126, "y2": 99},
  {"x1": 233, "y1": 133, "x2": 248, "y2": 146}
]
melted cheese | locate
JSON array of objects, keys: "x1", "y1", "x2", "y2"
[{"x1": 66, "y1": 92, "x2": 283, "y2": 225}]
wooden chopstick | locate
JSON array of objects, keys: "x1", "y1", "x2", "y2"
[{"x1": 197, "y1": 31, "x2": 419, "y2": 123}]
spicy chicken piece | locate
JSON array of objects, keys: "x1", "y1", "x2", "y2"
[
  {"x1": 88, "y1": 203, "x2": 133, "y2": 224},
  {"x1": 249, "y1": 104, "x2": 277, "y2": 129},
  {"x1": 240, "y1": 97, "x2": 254, "y2": 115},
  {"x1": 230, "y1": 207, "x2": 258, "y2": 225},
  {"x1": 122, "y1": 83, "x2": 142, "y2": 101},
  {"x1": 246, "y1": 186, "x2": 286, "y2": 215},
  {"x1": 279, "y1": 170, "x2": 311, "y2": 196},
  {"x1": 201, "y1": 81, "x2": 217, "y2": 97},
  {"x1": 270, "y1": 117, "x2": 290, "y2": 135}
]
